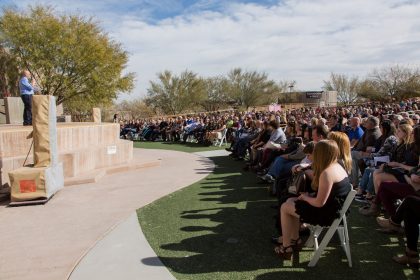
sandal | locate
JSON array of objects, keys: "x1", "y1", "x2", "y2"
[
  {"x1": 359, "y1": 204, "x2": 380, "y2": 216},
  {"x1": 274, "y1": 244, "x2": 294, "y2": 260},
  {"x1": 392, "y1": 249, "x2": 419, "y2": 269},
  {"x1": 271, "y1": 236, "x2": 283, "y2": 245},
  {"x1": 376, "y1": 217, "x2": 404, "y2": 234},
  {"x1": 292, "y1": 237, "x2": 304, "y2": 251}
]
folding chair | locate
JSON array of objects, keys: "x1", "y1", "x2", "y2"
[
  {"x1": 186, "y1": 134, "x2": 195, "y2": 143},
  {"x1": 306, "y1": 189, "x2": 356, "y2": 267},
  {"x1": 214, "y1": 129, "x2": 227, "y2": 147}
]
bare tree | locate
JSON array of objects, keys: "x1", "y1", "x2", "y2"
[
  {"x1": 323, "y1": 73, "x2": 359, "y2": 105},
  {"x1": 369, "y1": 65, "x2": 420, "y2": 100}
]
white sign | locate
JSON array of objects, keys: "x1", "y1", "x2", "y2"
[{"x1": 107, "y1": 145, "x2": 117, "y2": 155}]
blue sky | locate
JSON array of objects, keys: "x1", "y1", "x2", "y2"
[
  {"x1": 1, "y1": 0, "x2": 280, "y2": 23},
  {"x1": 2, "y1": 0, "x2": 420, "y2": 100}
]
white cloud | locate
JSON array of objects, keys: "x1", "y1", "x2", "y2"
[
  {"x1": 115, "y1": 0, "x2": 420, "y2": 99},
  {"x1": 3, "y1": 0, "x2": 420, "y2": 100}
]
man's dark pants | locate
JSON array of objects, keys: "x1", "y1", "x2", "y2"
[{"x1": 21, "y1": 94, "x2": 32, "y2": 125}]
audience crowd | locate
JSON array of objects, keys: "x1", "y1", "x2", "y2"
[{"x1": 119, "y1": 99, "x2": 420, "y2": 267}]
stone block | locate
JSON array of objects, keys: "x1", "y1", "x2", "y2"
[
  {"x1": 0, "y1": 99, "x2": 6, "y2": 124},
  {"x1": 5, "y1": 97, "x2": 24, "y2": 125},
  {"x1": 0, "y1": 123, "x2": 133, "y2": 188},
  {"x1": 9, "y1": 163, "x2": 63, "y2": 202},
  {"x1": 56, "y1": 103, "x2": 64, "y2": 116},
  {"x1": 57, "y1": 115, "x2": 72, "y2": 122},
  {"x1": 93, "y1": 108, "x2": 101, "y2": 123}
]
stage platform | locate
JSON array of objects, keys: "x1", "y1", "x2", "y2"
[{"x1": 0, "y1": 123, "x2": 138, "y2": 188}]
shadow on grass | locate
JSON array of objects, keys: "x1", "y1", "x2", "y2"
[{"x1": 138, "y1": 156, "x2": 419, "y2": 280}]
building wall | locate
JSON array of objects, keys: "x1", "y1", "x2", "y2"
[{"x1": 294, "y1": 91, "x2": 337, "y2": 107}]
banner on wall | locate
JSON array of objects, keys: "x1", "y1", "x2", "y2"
[{"x1": 268, "y1": 104, "x2": 281, "y2": 112}]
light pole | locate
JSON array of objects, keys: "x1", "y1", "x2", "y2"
[{"x1": 288, "y1": 81, "x2": 296, "y2": 103}]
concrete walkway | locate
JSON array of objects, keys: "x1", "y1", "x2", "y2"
[
  {"x1": 69, "y1": 213, "x2": 175, "y2": 280},
  {"x1": 0, "y1": 148, "x2": 214, "y2": 280},
  {"x1": 193, "y1": 149, "x2": 230, "y2": 158},
  {"x1": 67, "y1": 149, "x2": 228, "y2": 280}
]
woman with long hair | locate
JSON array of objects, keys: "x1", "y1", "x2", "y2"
[
  {"x1": 360, "y1": 124, "x2": 418, "y2": 216},
  {"x1": 372, "y1": 124, "x2": 414, "y2": 192},
  {"x1": 354, "y1": 120, "x2": 397, "y2": 201},
  {"x1": 327, "y1": 131, "x2": 352, "y2": 174},
  {"x1": 275, "y1": 140, "x2": 351, "y2": 259}
]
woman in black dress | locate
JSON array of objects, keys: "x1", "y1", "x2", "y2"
[{"x1": 275, "y1": 140, "x2": 352, "y2": 260}]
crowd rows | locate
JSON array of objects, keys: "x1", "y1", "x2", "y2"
[{"x1": 119, "y1": 99, "x2": 420, "y2": 267}]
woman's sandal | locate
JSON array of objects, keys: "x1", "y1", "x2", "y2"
[
  {"x1": 274, "y1": 244, "x2": 294, "y2": 260},
  {"x1": 271, "y1": 236, "x2": 303, "y2": 248},
  {"x1": 271, "y1": 236, "x2": 283, "y2": 245},
  {"x1": 392, "y1": 249, "x2": 419, "y2": 269},
  {"x1": 292, "y1": 237, "x2": 304, "y2": 251}
]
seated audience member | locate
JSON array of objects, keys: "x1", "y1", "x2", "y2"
[
  {"x1": 159, "y1": 118, "x2": 169, "y2": 141},
  {"x1": 298, "y1": 125, "x2": 329, "y2": 181},
  {"x1": 375, "y1": 164, "x2": 420, "y2": 229},
  {"x1": 248, "y1": 121, "x2": 271, "y2": 166},
  {"x1": 411, "y1": 114, "x2": 419, "y2": 126},
  {"x1": 271, "y1": 142, "x2": 315, "y2": 241},
  {"x1": 347, "y1": 117, "x2": 364, "y2": 147},
  {"x1": 182, "y1": 118, "x2": 199, "y2": 142},
  {"x1": 255, "y1": 120, "x2": 287, "y2": 169},
  {"x1": 300, "y1": 123, "x2": 312, "y2": 143},
  {"x1": 265, "y1": 120, "x2": 287, "y2": 146},
  {"x1": 274, "y1": 140, "x2": 351, "y2": 259},
  {"x1": 350, "y1": 116, "x2": 381, "y2": 186},
  {"x1": 171, "y1": 118, "x2": 183, "y2": 141},
  {"x1": 378, "y1": 195, "x2": 420, "y2": 268},
  {"x1": 355, "y1": 120, "x2": 397, "y2": 201},
  {"x1": 327, "y1": 131, "x2": 352, "y2": 175},
  {"x1": 329, "y1": 115, "x2": 343, "y2": 132},
  {"x1": 392, "y1": 114, "x2": 404, "y2": 128},
  {"x1": 360, "y1": 124, "x2": 419, "y2": 216},
  {"x1": 274, "y1": 141, "x2": 316, "y2": 198},
  {"x1": 260, "y1": 137, "x2": 306, "y2": 183},
  {"x1": 206, "y1": 118, "x2": 227, "y2": 143},
  {"x1": 311, "y1": 125, "x2": 329, "y2": 143},
  {"x1": 230, "y1": 120, "x2": 261, "y2": 160}
]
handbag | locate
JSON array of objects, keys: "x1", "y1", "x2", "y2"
[
  {"x1": 382, "y1": 163, "x2": 407, "y2": 177},
  {"x1": 288, "y1": 171, "x2": 307, "y2": 194}
]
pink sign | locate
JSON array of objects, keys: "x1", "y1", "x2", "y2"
[{"x1": 269, "y1": 104, "x2": 281, "y2": 112}]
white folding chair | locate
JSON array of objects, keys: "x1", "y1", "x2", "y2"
[
  {"x1": 214, "y1": 129, "x2": 227, "y2": 147},
  {"x1": 306, "y1": 189, "x2": 356, "y2": 267}
]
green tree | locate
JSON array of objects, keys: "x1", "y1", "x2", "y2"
[
  {"x1": 0, "y1": 44, "x2": 19, "y2": 97},
  {"x1": 145, "y1": 70, "x2": 205, "y2": 115},
  {"x1": 201, "y1": 76, "x2": 230, "y2": 112},
  {"x1": 0, "y1": 5, "x2": 134, "y2": 109},
  {"x1": 116, "y1": 99, "x2": 155, "y2": 119},
  {"x1": 357, "y1": 79, "x2": 383, "y2": 101},
  {"x1": 323, "y1": 73, "x2": 359, "y2": 104},
  {"x1": 227, "y1": 68, "x2": 276, "y2": 109}
]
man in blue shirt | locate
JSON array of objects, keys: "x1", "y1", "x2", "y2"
[
  {"x1": 19, "y1": 70, "x2": 35, "y2": 126},
  {"x1": 347, "y1": 117, "x2": 364, "y2": 147}
]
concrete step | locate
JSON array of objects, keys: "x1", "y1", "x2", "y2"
[{"x1": 64, "y1": 158, "x2": 161, "y2": 186}]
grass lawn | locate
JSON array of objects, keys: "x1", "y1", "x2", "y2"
[
  {"x1": 136, "y1": 147, "x2": 419, "y2": 280},
  {"x1": 133, "y1": 140, "x2": 226, "y2": 153}
]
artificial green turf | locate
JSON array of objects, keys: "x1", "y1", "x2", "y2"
[
  {"x1": 137, "y1": 155, "x2": 419, "y2": 280},
  {"x1": 133, "y1": 140, "x2": 225, "y2": 153}
]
